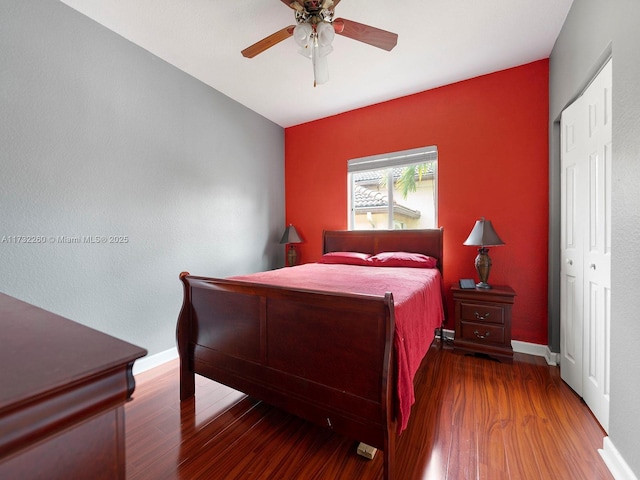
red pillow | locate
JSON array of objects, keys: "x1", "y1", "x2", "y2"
[
  {"x1": 319, "y1": 251, "x2": 372, "y2": 266},
  {"x1": 370, "y1": 251, "x2": 438, "y2": 268}
]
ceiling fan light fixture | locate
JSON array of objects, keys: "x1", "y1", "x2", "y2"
[
  {"x1": 312, "y1": 46, "x2": 330, "y2": 85},
  {"x1": 316, "y1": 21, "x2": 335, "y2": 46},
  {"x1": 316, "y1": 44, "x2": 333, "y2": 57},
  {"x1": 294, "y1": 22, "x2": 334, "y2": 85},
  {"x1": 293, "y1": 23, "x2": 312, "y2": 47}
]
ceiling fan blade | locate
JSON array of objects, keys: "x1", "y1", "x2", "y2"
[
  {"x1": 333, "y1": 18, "x2": 398, "y2": 51},
  {"x1": 280, "y1": 0, "x2": 304, "y2": 12},
  {"x1": 320, "y1": 0, "x2": 340, "y2": 9},
  {"x1": 241, "y1": 26, "x2": 295, "y2": 58}
]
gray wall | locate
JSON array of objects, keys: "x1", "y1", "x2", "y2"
[
  {"x1": 0, "y1": 1, "x2": 285, "y2": 356},
  {"x1": 549, "y1": 0, "x2": 640, "y2": 474}
]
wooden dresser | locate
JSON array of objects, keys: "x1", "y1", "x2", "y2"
[
  {"x1": 0, "y1": 293, "x2": 146, "y2": 479},
  {"x1": 452, "y1": 285, "x2": 515, "y2": 363}
]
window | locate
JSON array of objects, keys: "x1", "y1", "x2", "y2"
[{"x1": 348, "y1": 146, "x2": 437, "y2": 230}]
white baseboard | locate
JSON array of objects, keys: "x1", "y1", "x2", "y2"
[
  {"x1": 599, "y1": 437, "x2": 639, "y2": 480},
  {"x1": 441, "y1": 330, "x2": 557, "y2": 365},
  {"x1": 544, "y1": 347, "x2": 560, "y2": 366},
  {"x1": 132, "y1": 346, "x2": 178, "y2": 376},
  {"x1": 511, "y1": 340, "x2": 559, "y2": 366},
  {"x1": 511, "y1": 339, "x2": 546, "y2": 358}
]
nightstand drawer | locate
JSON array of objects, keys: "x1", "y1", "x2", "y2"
[
  {"x1": 452, "y1": 285, "x2": 515, "y2": 363},
  {"x1": 459, "y1": 302, "x2": 505, "y2": 325},
  {"x1": 460, "y1": 321, "x2": 505, "y2": 345}
]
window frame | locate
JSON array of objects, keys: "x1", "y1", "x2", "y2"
[{"x1": 347, "y1": 146, "x2": 438, "y2": 230}]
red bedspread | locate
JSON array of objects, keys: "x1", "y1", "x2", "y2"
[{"x1": 230, "y1": 263, "x2": 444, "y2": 432}]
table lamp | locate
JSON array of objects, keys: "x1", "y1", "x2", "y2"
[
  {"x1": 463, "y1": 218, "x2": 505, "y2": 289},
  {"x1": 280, "y1": 224, "x2": 302, "y2": 267}
]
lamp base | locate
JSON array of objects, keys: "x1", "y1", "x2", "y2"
[
  {"x1": 475, "y1": 247, "x2": 493, "y2": 289},
  {"x1": 287, "y1": 245, "x2": 298, "y2": 267}
]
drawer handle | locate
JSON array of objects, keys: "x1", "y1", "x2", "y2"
[
  {"x1": 474, "y1": 330, "x2": 490, "y2": 339},
  {"x1": 474, "y1": 311, "x2": 490, "y2": 321}
]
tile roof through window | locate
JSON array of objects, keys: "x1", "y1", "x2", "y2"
[{"x1": 353, "y1": 185, "x2": 421, "y2": 219}]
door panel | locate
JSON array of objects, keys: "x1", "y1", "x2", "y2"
[
  {"x1": 560, "y1": 92, "x2": 586, "y2": 395},
  {"x1": 581, "y1": 59, "x2": 612, "y2": 432}
]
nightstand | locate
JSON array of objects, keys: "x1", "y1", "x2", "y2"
[{"x1": 452, "y1": 285, "x2": 515, "y2": 363}]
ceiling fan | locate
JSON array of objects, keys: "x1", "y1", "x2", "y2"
[{"x1": 241, "y1": 0, "x2": 398, "y2": 86}]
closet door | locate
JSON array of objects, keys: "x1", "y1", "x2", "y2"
[
  {"x1": 581, "y1": 59, "x2": 612, "y2": 432},
  {"x1": 560, "y1": 86, "x2": 587, "y2": 396},
  {"x1": 560, "y1": 59, "x2": 612, "y2": 433}
]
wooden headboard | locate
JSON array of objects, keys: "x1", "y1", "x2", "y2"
[{"x1": 322, "y1": 228, "x2": 444, "y2": 275}]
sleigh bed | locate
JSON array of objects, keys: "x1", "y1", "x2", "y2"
[{"x1": 177, "y1": 228, "x2": 445, "y2": 480}]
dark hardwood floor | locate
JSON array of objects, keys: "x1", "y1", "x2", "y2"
[{"x1": 125, "y1": 343, "x2": 613, "y2": 479}]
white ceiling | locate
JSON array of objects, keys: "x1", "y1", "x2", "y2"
[{"x1": 59, "y1": 0, "x2": 573, "y2": 128}]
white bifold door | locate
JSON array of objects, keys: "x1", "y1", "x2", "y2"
[{"x1": 560, "y1": 58, "x2": 612, "y2": 432}]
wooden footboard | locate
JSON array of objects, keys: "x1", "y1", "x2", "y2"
[
  {"x1": 177, "y1": 273, "x2": 398, "y2": 479},
  {"x1": 177, "y1": 228, "x2": 445, "y2": 480}
]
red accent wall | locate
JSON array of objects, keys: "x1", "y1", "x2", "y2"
[{"x1": 284, "y1": 60, "x2": 549, "y2": 345}]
